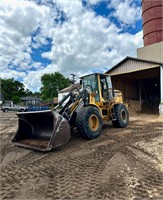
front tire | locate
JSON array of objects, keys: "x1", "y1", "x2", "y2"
[
  {"x1": 3, "y1": 108, "x2": 9, "y2": 112},
  {"x1": 76, "y1": 106, "x2": 103, "y2": 139},
  {"x1": 112, "y1": 104, "x2": 129, "y2": 128}
]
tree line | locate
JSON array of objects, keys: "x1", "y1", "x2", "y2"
[{"x1": 1, "y1": 72, "x2": 71, "y2": 104}]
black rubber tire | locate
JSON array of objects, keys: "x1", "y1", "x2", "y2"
[
  {"x1": 19, "y1": 109, "x2": 24, "y2": 112},
  {"x1": 76, "y1": 106, "x2": 103, "y2": 139},
  {"x1": 3, "y1": 108, "x2": 9, "y2": 112},
  {"x1": 112, "y1": 104, "x2": 129, "y2": 128}
]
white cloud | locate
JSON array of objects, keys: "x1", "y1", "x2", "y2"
[
  {"x1": 0, "y1": 69, "x2": 26, "y2": 80},
  {"x1": 0, "y1": 0, "x2": 51, "y2": 77},
  {"x1": 54, "y1": 0, "x2": 83, "y2": 18},
  {"x1": 0, "y1": 0, "x2": 143, "y2": 92},
  {"x1": 23, "y1": 64, "x2": 59, "y2": 91},
  {"x1": 42, "y1": 3, "x2": 142, "y2": 77},
  {"x1": 88, "y1": 0, "x2": 106, "y2": 5},
  {"x1": 108, "y1": 0, "x2": 141, "y2": 25}
]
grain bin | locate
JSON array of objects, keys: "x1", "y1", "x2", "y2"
[{"x1": 142, "y1": 0, "x2": 163, "y2": 46}]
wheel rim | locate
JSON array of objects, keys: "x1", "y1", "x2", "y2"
[{"x1": 89, "y1": 115, "x2": 99, "y2": 131}]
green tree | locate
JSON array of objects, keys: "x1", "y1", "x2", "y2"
[
  {"x1": 1, "y1": 78, "x2": 27, "y2": 103},
  {"x1": 41, "y1": 72, "x2": 71, "y2": 100}
]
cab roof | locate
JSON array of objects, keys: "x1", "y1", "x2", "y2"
[{"x1": 80, "y1": 73, "x2": 109, "y2": 79}]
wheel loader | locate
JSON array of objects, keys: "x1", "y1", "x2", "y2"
[{"x1": 12, "y1": 73, "x2": 129, "y2": 151}]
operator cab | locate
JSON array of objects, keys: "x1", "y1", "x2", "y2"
[{"x1": 80, "y1": 73, "x2": 113, "y2": 102}]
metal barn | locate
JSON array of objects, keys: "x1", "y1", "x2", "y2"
[{"x1": 107, "y1": 57, "x2": 163, "y2": 114}]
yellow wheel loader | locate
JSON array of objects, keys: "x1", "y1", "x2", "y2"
[{"x1": 12, "y1": 73, "x2": 129, "y2": 151}]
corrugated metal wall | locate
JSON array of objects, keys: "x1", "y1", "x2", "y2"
[
  {"x1": 111, "y1": 76, "x2": 139, "y2": 101},
  {"x1": 109, "y1": 59, "x2": 160, "y2": 75},
  {"x1": 137, "y1": 41, "x2": 163, "y2": 62}
]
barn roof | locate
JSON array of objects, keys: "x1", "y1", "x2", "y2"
[
  {"x1": 59, "y1": 83, "x2": 81, "y2": 93},
  {"x1": 106, "y1": 56, "x2": 162, "y2": 75}
]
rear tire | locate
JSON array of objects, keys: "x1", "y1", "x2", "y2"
[
  {"x1": 112, "y1": 104, "x2": 129, "y2": 128},
  {"x1": 76, "y1": 106, "x2": 103, "y2": 139}
]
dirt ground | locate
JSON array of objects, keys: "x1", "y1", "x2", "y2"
[{"x1": 0, "y1": 111, "x2": 163, "y2": 200}]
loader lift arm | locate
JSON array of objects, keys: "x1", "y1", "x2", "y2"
[{"x1": 58, "y1": 88, "x2": 89, "y2": 122}]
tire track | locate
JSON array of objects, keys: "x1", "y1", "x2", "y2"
[{"x1": 1, "y1": 120, "x2": 163, "y2": 199}]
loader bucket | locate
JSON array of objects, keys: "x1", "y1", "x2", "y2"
[{"x1": 12, "y1": 110, "x2": 71, "y2": 151}]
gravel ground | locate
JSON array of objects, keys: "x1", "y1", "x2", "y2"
[{"x1": 0, "y1": 111, "x2": 163, "y2": 200}]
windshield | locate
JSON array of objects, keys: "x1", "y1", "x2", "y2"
[{"x1": 82, "y1": 74, "x2": 100, "y2": 101}]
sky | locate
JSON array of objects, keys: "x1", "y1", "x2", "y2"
[{"x1": 0, "y1": 0, "x2": 143, "y2": 92}]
